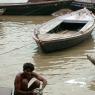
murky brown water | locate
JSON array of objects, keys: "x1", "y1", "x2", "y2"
[{"x1": 0, "y1": 15, "x2": 95, "y2": 95}]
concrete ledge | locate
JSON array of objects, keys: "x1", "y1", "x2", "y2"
[{"x1": 0, "y1": 87, "x2": 12, "y2": 95}]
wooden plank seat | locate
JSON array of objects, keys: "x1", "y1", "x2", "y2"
[{"x1": 38, "y1": 30, "x2": 77, "y2": 41}]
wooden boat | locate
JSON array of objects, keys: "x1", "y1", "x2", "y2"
[
  {"x1": 70, "y1": 0, "x2": 95, "y2": 12},
  {"x1": 87, "y1": 55, "x2": 95, "y2": 65},
  {"x1": 33, "y1": 8, "x2": 95, "y2": 53},
  {"x1": 0, "y1": 0, "x2": 70, "y2": 15}
]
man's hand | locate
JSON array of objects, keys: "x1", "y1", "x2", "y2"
[{"x1": 33, "y1": 88, "x2": 43, "y2": 95}]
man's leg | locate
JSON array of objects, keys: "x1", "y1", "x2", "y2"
[{"x1": 28, "y1": 80, "x2": 40, "y2": 91}]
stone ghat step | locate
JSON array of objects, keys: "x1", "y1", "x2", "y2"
[{"x1": 0, "y1": 87, "x2": 12, "y2": 95}]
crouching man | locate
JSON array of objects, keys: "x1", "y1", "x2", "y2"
[{"x1": 14, "y1": 63, "x2": 47, "y2": 95}]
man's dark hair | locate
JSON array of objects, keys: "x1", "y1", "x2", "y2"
[{"x1": 23, "y1": 63, "x2": 34, "y2": 71}]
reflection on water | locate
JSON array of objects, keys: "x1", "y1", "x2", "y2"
[
  {"x1": 33, "y1": 37, "x2": 95, "y2": 95},
  {"x1": 65, "y1": 79, "x2": 86, "y2": 87},
  {"x1": 33, "y1": 38, "x2": 94, "y2": 68},
  {"x1": 0, "y1": 15, "x2": 95, "y2": 95},
  {"x1": 0, "y1": 15, "x2": 54, "y2": 24}
]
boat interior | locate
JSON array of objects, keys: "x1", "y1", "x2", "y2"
[
  {"x1": 48, "y1": 21, "x2": 87, "y2": 33},
  {"x1": 38, "y1": 21, "x2": 88, "y2": 41}
]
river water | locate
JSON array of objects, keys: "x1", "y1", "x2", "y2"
[{"x1": 0, "y1": 14, "x2": 95, "y2": 95}]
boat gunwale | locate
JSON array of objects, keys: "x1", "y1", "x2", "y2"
[
  {"x1": 38, "y1": 8, "x2": 94, "y2": 34},
  {"x1": 36, "y1": 19, "x2": 95, "y2": 43}
]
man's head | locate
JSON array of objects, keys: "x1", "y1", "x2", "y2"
[{"x1": 23, "y1": 63, "x2": 34, "y2": 72}]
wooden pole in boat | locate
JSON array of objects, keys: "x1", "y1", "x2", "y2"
[{"x1": 87, "y1": 55, "x2": 95, "y2": 65}]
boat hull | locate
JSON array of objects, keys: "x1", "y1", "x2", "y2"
[
  {"x1": 38, "y1": 32, "x2": 92, "y2": 53},
  {"x1": 70, "y1": 1, "x2": 95, "y2": 12},
  {"x1": 0, "y1": 1, "x2": 70, "y2": 15},
  {"x1": 33, "y1": 8, "x2": 95, "y2": 53}
]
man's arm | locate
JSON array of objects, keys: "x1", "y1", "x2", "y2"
[{"x1": 32, "y1": 72, "x2": 47, "y2": 90}]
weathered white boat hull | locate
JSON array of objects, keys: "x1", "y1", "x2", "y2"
[{"x1": 33, "y1": 8, "x2": 95, "y2": 53}]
